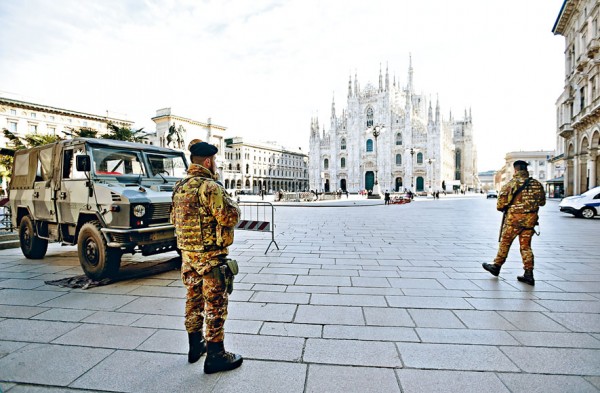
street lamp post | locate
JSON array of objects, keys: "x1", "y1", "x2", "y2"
[
  {"x1": 427, "y1": 158, "x2": 436, "y2": 194},
  {"x1": 410, "y1": 148, "x2": 415, "y2": 191},
  {"x1": 371, "y1": 124, "x2": 384, "y2": 197}
]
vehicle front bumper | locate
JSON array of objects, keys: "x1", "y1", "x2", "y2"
[
  {"x1": 559, "y1": 206, "x2": 579, "y2": 215},
  {"x1": 101, "y1": 224, "x2": 176, "y2": 249}
]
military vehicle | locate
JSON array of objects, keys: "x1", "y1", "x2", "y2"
[{"x1": 9, "y1": 138, "x2": 188, "y2": 279}]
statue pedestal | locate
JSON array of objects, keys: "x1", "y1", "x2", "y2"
[{"x1": 368, "y1": 183, "x2": 382, "y2": 199}]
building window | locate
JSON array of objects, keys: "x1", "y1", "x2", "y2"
[
  {"x1": 29, "y1": 124, "x2": 38, "y2": 134},
  {"x1": 48, "y1": 127, "x2": 56, "y2": 135},
  {"x1": 396, "y1": 154, "x2": 402, "y2": 165},
  {"x1": 580, "y1": 87, "x2": 585, "y2": 110},
  {"x1": 341, "y1": 157, "x2": 345, "y2": 168},
  {"x1": 10, "y1": 109, "x2": 16, "y2": 115},
  {"x1": 324, "y1": 158, "x2": 329, "y2": 169},
  {"x1": 8, "y1": 122, "x2": 17, "y2": 133},
  {"x1": 539, "y1": 171, "x2": 545, "y2": 179},
  {"x1": 417, "y1": 152, "x2": 423, "y2": 164},
  {"x1": 366, "y1": 107, "x2": 374, "y2": 127},
  {"x1": 366, "y1": 139, "x2": 373, "y2": 152},
  {"x1": 395, "y1": 133, "x2": 402, "y2": 145},
  {"x1": 341, "y1": 138, "x2": 346, "y2": 150},
  {"x1": 30, "y1": 113, "x2": 36, "y2": 119}
]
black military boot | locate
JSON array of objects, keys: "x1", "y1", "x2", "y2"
[
  {"x1": 517, "y1": 269, "x2": 535, "y2": 286},
  {"x1": 204, "y1": 341, "x2": 243, "y2": 374},
  {"x1": 188, "y1": 332, "x2": 206, "y2": 363},
  {"x1": 482, "y1": 263, "x2": 501, "y2": 277}
]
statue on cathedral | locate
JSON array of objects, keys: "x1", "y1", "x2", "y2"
[{"x1": 166, "y1": 123, "x2": 186, "y2": 149}]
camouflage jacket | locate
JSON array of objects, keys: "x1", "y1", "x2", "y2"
[
  {"x1": 497, "y1": 169, "x2": 546, "y2": 227},
  {"x1": 171, "y1": 164, "x2": 240, "y2": 261}
]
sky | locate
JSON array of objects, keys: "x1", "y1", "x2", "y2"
[{"x1": 0, "y1": 0, "x2": 566, "y2": 171}]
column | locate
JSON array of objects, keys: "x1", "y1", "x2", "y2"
[
  {"x1": 589, "y1": 150, "x2": 597, "y2": 189},
  {"x1": 573, "y1": 155, "x2": 580, "y2": 195}
]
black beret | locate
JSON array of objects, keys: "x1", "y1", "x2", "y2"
[
  {"x1": 513, "y1": 160, "x2": 528, "y2": 167},
  {"x1": 189, "y1": 141, "x2": 218, "y2": 157}
]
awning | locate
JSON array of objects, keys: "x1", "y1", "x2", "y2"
[{"x1": 546, "y1": 176, "x2": 564, "y2": 184}]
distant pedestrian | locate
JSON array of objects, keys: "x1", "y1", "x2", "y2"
[
  {"x1": 384, "y1": 191, "x2": 390, "y2": 205},
  {"x1": 482, "y1": 160, "x2": 546, "y2": 286}
]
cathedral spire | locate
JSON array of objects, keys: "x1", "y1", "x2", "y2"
[
  {"x1": 407, "y1": 53, "x2": 414, "y2": 93},
  {"x1": 428, "y1": 100, "x2": 433, "y2": 124},
  {"x1": 469, "y1": 107, "x2": 472, "y2": 122},
  {"x1": 379, "y1": 63, "x2": 383, "y2": 92},
  {"x1": 348, "y1": 74, "x2": 353, "y2": 98},
  {"x1": 435, "y1": 95, "x2": 440, "y2": 124},
  {"x1": 385, "y1": 63, "x2": 390, "y2": 91},
  {"x1": 354, "y1": 71, "x2": 358, "y2": 97},
  {"x1": 331, "y1": 93, "x2": 336, "y2": 119}
]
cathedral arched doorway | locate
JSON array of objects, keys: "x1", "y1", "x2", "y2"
[
  {"x1": 395, "y1": 177, "x2": 402, "y2": 192},
  {"x1": 365, "y1": 171, "x2": 374, "y2": 191},
  {"x1": 340, "y1": 179, "x2": 347, "y2": 192},
  {"x1": 224, "y1": 179, "x2": 230, "y2": 189},
  {"x1": 416, "y1": 176, "x2": 424, "y2": 192},
  {"x1": 324, "y1": 179, "x2": 330, "y2": 192}
]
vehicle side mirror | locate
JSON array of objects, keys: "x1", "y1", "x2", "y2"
[{"x1": 76, "y1": 155, "x2": 91, "y2": 172}]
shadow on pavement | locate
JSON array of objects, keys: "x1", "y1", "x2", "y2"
[{"x1": 44, "y1": 256, "x2": 182, "y2": 289}]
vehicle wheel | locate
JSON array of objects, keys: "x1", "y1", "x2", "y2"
[
  {"x1": 19, "y1": 215, "x2": 48, "y2": 259},
  {"x1": 581, "y1": 207, "x2": 595, "y2": 219},
  {"x1": 77, "y1": 221, "x2": 121, "y2": 280}
]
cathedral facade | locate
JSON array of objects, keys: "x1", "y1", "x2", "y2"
[{"x1": 308, "y1": 60, "x2": 478, "y2": 194}]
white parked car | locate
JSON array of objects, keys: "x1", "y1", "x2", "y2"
[
  {"x1": 486, "y1": 190, "x2": 498, "y2": 199},
  {"x1": 559, "y1": 186, "x2": 600, "y2": 219}
]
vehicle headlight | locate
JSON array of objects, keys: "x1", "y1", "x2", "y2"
[{"x1": 133, "y1": 205, "x2": 146, "y2": 217}]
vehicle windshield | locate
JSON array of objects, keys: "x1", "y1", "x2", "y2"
[
  {"x1": 90, "y1": 147, "x2": 145, "y2": 177},
  {"x1": 147, "y1": 153, "x2": 187, "y2": 178},
  {"x1": 581, "y1": 187, "x2": 600, "y2": 197}
]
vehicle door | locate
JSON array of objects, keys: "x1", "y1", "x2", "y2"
[
  {"x1": 56, "y1": 144, "x2": 89, "y2": 224},
  {"x1": 32, "y1": 145, "x2": 57, "y2": 222}
]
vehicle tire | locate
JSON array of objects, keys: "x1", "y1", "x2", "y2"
[
  {"x1": 581, "y1": 207, "x2": 595, "y2": 219},
  {"x1": 19, "y1": 215, "x2": 48, "y2": 259},
  {"x1": 77, "y1": 221, "x2": 121, "y2": 280}
]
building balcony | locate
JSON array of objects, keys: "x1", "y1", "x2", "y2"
[
  {"x1": 558, "y1": 123, "x2": 574, "y2": 139},
  {"x1": 576, "y1": 54, "x2": 589, "y2": 72},
  {"x1": 587, "y1": 38, "x2": 600, "y2": 58}
]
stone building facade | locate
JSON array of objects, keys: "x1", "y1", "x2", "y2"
[
  {"x1": 553, "y1": 0, "x2": 600, "y2": 195},
  {"x1": 495, "y1": 151, "x2": 556, "y2": 192},
  {"x1": 308, "y1": 60, "x2": 478, "y2": 194},
  {"x1": 151, "y1": 108, "x2": 307, "y2": 193},
  {"x1": 0, "y1": 95, "x2": 133, "y2": 193}
]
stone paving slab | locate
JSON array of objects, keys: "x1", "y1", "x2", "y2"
[
  {"x1": 397, "y1": 343, "x2": 519, "y2": 372},
  {"x1": 306, "y1": 364, "x2": 400, "y2": 393},
  {"x1": 52, "y1": 323, "x2": 156, "y2": 349},
  {"x1": 396, "y1": 369, "x2": 510, "y2": 393},
  {"x1": 496, "y1": 373, "x2": 600, "y2": 393},
  {"x1": 70, "y1": 349, "x2": 219, "y2": 393},
  {"x1": 501, "y1": 347, "x2": 600, "y2": 375},
  {"x1": 0, "y1": 343, "x2": 113, "y2": 386},
  {"x1": 0, "y1": 319, "x2": 79, "y2": 343},
  {"x1": 303, "y1": 338, "x2": 402, "y2": 367}
]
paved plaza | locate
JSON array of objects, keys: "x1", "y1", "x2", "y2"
[{"x1": 0, "y1": 194, "x2": 599, "y2": 392}]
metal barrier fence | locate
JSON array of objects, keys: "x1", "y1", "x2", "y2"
[
  {"x1": 0, "y1": 206, "x2": 13, "y2": 232},
  {"x1": 236, "y1": 201, "x2": 279, "y2": 254}
]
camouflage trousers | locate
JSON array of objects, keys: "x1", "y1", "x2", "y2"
[
  {"x1": 181, "y1": 251, "x2": 228, "y2": 342},
  {"x1": 494, "y1": 224, "x2": 535, "y2": 270}
]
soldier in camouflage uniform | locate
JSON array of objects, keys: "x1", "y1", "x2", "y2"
[
  {"x1": 483, "y1": 160, "x2": 546, "y2": 285},
  {"x1": 171, "y1": 140, "x2": 243, "y2": 373}
]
